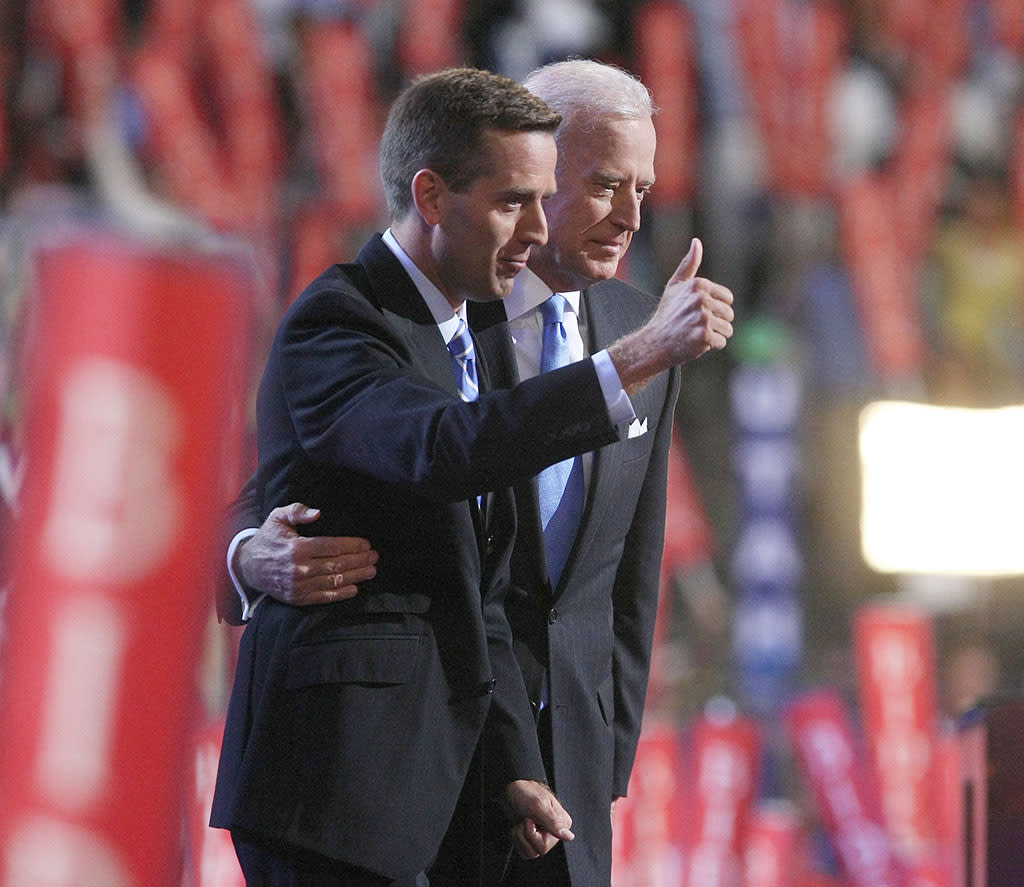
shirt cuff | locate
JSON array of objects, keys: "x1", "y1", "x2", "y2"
[
  {"x1": 227, "y1": 527, "x2": 265, "y2": 621},
  {"x1": 592, "y1": 349, "x2": 636, "y2": 426}
]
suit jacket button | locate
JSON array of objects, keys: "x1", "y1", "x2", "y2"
[
  {"x1": 547, "y1": 608, "x2": 559, "y2": 625},
  {"x1": 482, "y1": 679, "x2": 496, "y2": 695}
]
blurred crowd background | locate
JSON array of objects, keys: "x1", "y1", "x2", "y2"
[{"x1": 1, "y1": 0, "x2": 1024, "y2": 883}]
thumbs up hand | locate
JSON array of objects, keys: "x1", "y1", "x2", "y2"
[{"x1": 608, "y1": 238, "x2": 735, "y2": 394}]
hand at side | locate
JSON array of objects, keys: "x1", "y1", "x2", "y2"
[{"x1": 504, "y1": 779, "x2": 575, "y2": 860}]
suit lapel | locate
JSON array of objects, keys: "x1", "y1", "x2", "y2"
[
  {"x1": 357, "y1": 235, "x2": 457, "y2": 396},
  {"x1": 469, "y1": 284, "x2": 653, "y2": 599},
  {"x1": 471, "y1": 287, "x2": 637, "y2": 598},
  {"x1": 358, "y1": 235, "x2": 487, "y2": 540},
  {"x1": 556, "y1": 286, "x2": 636, "y2": 594}
]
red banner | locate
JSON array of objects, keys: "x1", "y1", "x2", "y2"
[
  {"x1": 201, "y1": 0, "x2": 283, "y2": 235},
  {"x1": 785, "y1": 689, "x2": 902, "y2": 887},
  {"x1": 915, "y1": 727, "x2": 963, "y2": 887},
  {"x1": 0, "y1": 233, "x2": 249, "y2": 886},
  {"x1": 680, "y1": 710, "x2": 761, "y2": 887},
  {"x1": 132, "y1": 45, "x2": 233, "y2": 227},
  {"x1": 786, "y1": 2, "x2": 847, "y2": 198},
  {"x1": 737, "y1": 0, "x2": 847, "y2": 199},
  {"x1": 285, "y1": 201, "x2": 345, "y2": 307},
  {"x1": 131, "y1": 0, "x2": 282, "y2": 235},
  {"x1": 877, "y1": 0, "x2": 968, "y2": 83},
  {"x1": 992, "y1": 0, "x2": 1024, "y2": 52},
  {"x1": 612, "y1": 722, "x2": 686, "y2": 886},
  {"x1": 923, "y1": 0, "x2": 969, "y2": 83},
  {"x1": 647, "y1": 433, "x2": 716, "y2": 705},
  {"x1": 743, "y1": 801, "x2": 806, "y2": 887},
  {"x1": 933, "y1": 730, "x2": 960, "y2": 854},
  {"x1": 890, "y1": 86, "x2": 954, "y2": 266},
  {"x1": 32, "y1": 0, "x2": 121, "y2": 129},
  {"x1": 634, "y1": 0, "x2": 699, "y2": 205},
  {"x1": 877, "y1": 0, "x2": 930, "y2": 54},
  {"x1": 838, "y1": 173, "x2": 926, "y2": 382},
  {"x1": 396, "y1": 0, "x2": 465, "y2": 76},
  {"x1": 853, "y1": 605, "x2": 942, "y2": 867},
  {"x1": 662, "y1": 432, "x2": 714, "y2": 574},
  {"x1": 300, "y1": 20, "x2": 382, "y2": 225}
]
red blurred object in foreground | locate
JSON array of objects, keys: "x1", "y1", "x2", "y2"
[{"x1": 0, "y1": 233, "x2": 248, "y2": 886}]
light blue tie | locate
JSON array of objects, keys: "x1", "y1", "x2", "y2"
[
  {"x1": 447, "y1": 317, "x2": 478, "y2": 402},
  {"x1": 449, "y1": 317, "x2": 484, "y2": 509},
  {"x1": 537, "y1": 294, "x2": 584, "y2": 586}
]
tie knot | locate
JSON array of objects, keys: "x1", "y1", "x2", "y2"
[
  {"x1": 447, "y1": 317, "x2": 478, "y2": 402},
  {"x1": 541, "y1": 293, "x2": 566, "y2": 326},
  {"x1": 447, "y1": 317, "x2": 473, "y2": 361}
]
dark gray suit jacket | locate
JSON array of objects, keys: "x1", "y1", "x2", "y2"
[{"x1": 472, "y1": 278, "x2": 680, "y2": 886}]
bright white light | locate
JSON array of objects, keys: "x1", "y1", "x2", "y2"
[{"x1": 859, "y1": 401, "x2": 1024, "y2": 576}]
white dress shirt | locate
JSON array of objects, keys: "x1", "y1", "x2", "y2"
[{"x1": 503, "y1": 268, "x2": 636, "y2": 494}]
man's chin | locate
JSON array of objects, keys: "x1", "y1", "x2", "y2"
[
  {"x1": 486, "y1": 279, "x2": 516, "y2": 301},
  {"x1": 580, "y1": 258, "x2": 620, "y2": 283}
]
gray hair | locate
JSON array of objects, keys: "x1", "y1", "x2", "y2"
[{"x1": 522, "y1": 59, "x2": 656, "y2": 142}]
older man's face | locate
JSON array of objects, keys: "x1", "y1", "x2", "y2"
[{"x1": 528, "y1": 115, "x2": 656, "y2": 292}]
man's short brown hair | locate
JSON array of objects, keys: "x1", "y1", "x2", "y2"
[{"x1": 380, "y1": 68, "x2": 561, "y2": 218}]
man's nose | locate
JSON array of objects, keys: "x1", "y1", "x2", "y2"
[
  {"x1": 610, "y1": 190, "x2": 642, "y2": 232},
  {"x1": 518, "y1": 201, "x2": 549, "y2": 246}
]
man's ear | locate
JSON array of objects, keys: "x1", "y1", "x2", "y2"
[{"x1": 411, "y1": 169, "x2": 446, "y2": 226}]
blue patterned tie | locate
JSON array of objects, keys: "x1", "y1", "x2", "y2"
[
  {"x1": 537, "y1": 294, "x2": 584, "y2": 586},
  {"x1": 447, "y1": 317, "x2": 478, "y2": 402}
]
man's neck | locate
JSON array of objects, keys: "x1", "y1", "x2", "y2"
[
  {"x1": 388, "y1": 218, "x2": 464, "y2": 312},
  {"x1": 527, "y1": 252, "x2": 588, "y2": 295}
]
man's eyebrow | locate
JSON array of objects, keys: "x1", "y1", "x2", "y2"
[
  {"x1": 592, "y1": 171, "x2": 655, "y2": 188},
  {"x1": 501, "y1": 186, "x2": 540, "y2": 200}
]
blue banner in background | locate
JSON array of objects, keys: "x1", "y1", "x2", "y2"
[{"x1": 730, "y1": 320, "x2": 804, "y2": 720}]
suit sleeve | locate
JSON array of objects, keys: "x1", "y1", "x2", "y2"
[
  {"x1": 275, "y1": 291, "x2": 619, "y2": 501},
  {"x1": 610, "y1": 366, "x2": 681, "y2": 797},
  {"x1": 214, "y1": 473, "x2": 260, "y2": 625}
]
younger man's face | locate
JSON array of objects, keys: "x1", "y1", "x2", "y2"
[{"x1": 435, "y1": 129, "x2": 558, "y2": 306}]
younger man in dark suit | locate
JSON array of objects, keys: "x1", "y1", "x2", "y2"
[{"x1": 211, "y1": 68, "x2": 577, "y2": 886}]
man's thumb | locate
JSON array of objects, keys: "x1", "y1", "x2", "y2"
[
  {"x1": 283, "y1": 502, "x2": 321, "y2": 525},
  {"x1": 672, "y1": 237, "x2": 702, "y2": 283}
]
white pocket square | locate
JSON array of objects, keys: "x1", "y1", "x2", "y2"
[{"x1": 627, "y1": 417, "x2": 648, "y2": 439}]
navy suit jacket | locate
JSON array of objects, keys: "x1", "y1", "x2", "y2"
[
  {"x1": 471, "y1": 278, "x2": 680, "y2": 886},
  {"x1": 210, "y1": 235, "x2": 621, "y2": 879}
]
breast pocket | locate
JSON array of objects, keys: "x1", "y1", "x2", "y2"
[{"x1": 286, "y1": 634, "x2": 424, "y2": 689}]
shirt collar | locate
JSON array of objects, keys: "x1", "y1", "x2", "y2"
[
  {"x1": 382, "y1": 227, "x2": 464, "y2": 343},
  {"x1": 504, "y1": 267, "x2": 582, "y2": 323}
]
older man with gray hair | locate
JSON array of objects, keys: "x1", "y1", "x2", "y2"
[{"x1": 466, "y1": 58, "x2": 722, "y2": 886}]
